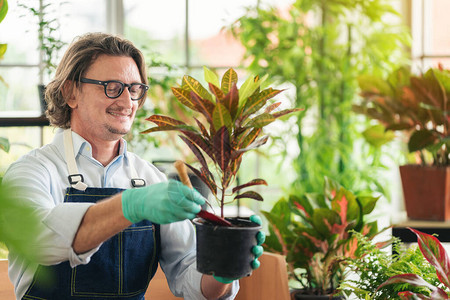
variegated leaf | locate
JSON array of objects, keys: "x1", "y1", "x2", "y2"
[
  {"x1": 185, "y1": 163, "x2": 217, "y2": 196},
  {"x1": 140, "y1": 124, "x2": 195, "y2": 134},
  {"x1": 242, "y1": 88, "x2": 283, "y2": 118},
  {"x1": 264, "y1": 102, "x2": 282, "y2": 113},
  {"x1": 194, "y1": 118, "x2": 210, "y2": 140},
  {"x1": 171, "y1": 87, "x2": 197, "y2": 111},
  {"x1": 190, "y1": 91, "x2": 215, "y2": 125},
  {"x1": 146, "y1": 115, "x2": 186, "y2": 127},
  {"x1": 179, "y1": 135, "x2": 209, "y2": 174},
  {"x1": 213, "y1": 126, "x2": 231, "y2": 172},
  {"x1": 181, "y1": 130, "x2": 215, "y2": 161},
  {"x1": 232, "y1": 179, "x2": 268, "y2": 194},
  {"x1": 222, "y1": 83, "x2": 239, "y2": 120},
  {"x1": 410, "y1": 227, "x2": 450, "y2": 290},
  {"x1": 212, "y1": 103, "x2": 232, "y2": 133},
  {"x1": 182, "y1": 75, "x2": 213, "y2": 102},
  {"x1": 234, "y1": 191, "x2": 264, "y2": 201},
  {"x1": 209, "y1": 82, "x2": 224, "y2": 101},
  {"x1": 273, "y1": 108, "x2": 303, "y2": 119},
  {"x1": 221, "y1": 68, "x2": 238, "y2": 94},
  {"x1": 245, "y1": 113, "x2": 275, "y2": 128}
]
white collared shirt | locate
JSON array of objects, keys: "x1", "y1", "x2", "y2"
[{"x1": 2, "y1": 128, "x2": 238, "y2": 300}]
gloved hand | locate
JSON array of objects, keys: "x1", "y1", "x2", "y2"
[
  {"x1": 214, "y1": 215, "x2": 266, "y2": 284},
  {"x1": 122, "y1": 179, "x2": 206, "y2": 224}
]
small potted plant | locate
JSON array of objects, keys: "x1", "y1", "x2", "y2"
[
  {"x1": 261, "y1": 177, "x2": 381, "y2": 299},
  {"x1": 354, "y1": 65, "x2": 450, "y2": 220},
  {"x1": 18, "y1": 0, "x2": 66, "y2": 115},
  {"x1": 142, "y1": 66, "x2": 301, "y2": 278}
]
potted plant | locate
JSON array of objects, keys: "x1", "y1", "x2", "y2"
[
  {"x1": 354, "y1": 66, "x2": 450, "y2": 220},
  {"x1": 142, "y1": 66, "x2": 301, "y2": 278},
  {"x1": 18, "y1": 0, "x2": 66, "y2": 115},
  {"x1": 376, "y1": 228, "x2": 450, "y2": 299},
  {"x1": 261, "y1": 177, "x2": 381, "y2": 299}
]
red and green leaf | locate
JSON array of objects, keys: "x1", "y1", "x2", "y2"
[
  {"x1": 245, "y1": 113, "x2": 276, "y2": 128},
  {"x1": 140, "y1": 124, "x2": 196, "y2": 134},
  {"x1": 209, "y1": 82, "x2": 225, "y2": 101},
  {"x1": 232, "y1": 179, "x2": 268, "y2": 194},
  {"x1": 241, "y1": 88, "x2": 283, "y2": 119},
  {"x1": 194, "y1": 118, "x2": 210, "y2": 140},
  {"x1": 212, "y1": 103, "x2": 232, "y2": 133},
  {"x1": 213, "y1": 126, "x2": 231, "y2": 172},
  {"x1": 185, "y1": 163, "x2": 217, "y2": 196},
  {"x1": 146, "y1": 115, "x2": 186, "y2": 127},
  {"x1": 222, "y1": 83, "x2": 239, "y2": 119},
  {"x1": 190, "y1": 91, "x2": 215, "y2": 125},
  {"x1": 221, "y1": 68, "x2": 238, "y2": 94},
  {"x1": 410, "y1": 227, "x2": 450, "y2": 289},
  {"x1": 378, "y1": 274, "x2": 448, "y2": 299},
  {"x1": 182, "y1": 75, "x2": 213, "y2": 102},
  {"x1": 171, "y1": 87, "x2": 197, "y2": 111},
  {"x1": 180, "y1": 130, "x2": 214, "y2": 161},
  {"x1": 264, "y1": 102, "x2": 282, "y2": 113},
  {"x1": 234, "y1": 191, "x2": 264, "y2": 201},
  {"x1": 273, "y1": 108, "x2": 303, "y2": 119},
  {"x1": 179, "y1": 135, "x2": 209, "y2": 174}
]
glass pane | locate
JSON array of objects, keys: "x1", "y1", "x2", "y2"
[
  {"x1": 0, "y1": 127, "x2": 55, "y2": 175},
  {"x1": 1, "y1": 0, "x2": 39, "y2": 65},
  {"x1": 124, "y1": 0, "x2": 186, "y2": 66},
  {"x1": 189, "y1": 0, "x2": 295, "y2": 67},
  {"x1": 0, "y1": 67, "x2": 41, "y2": 114},
  {"x1": 428, "y1": 0, "x2": 450, "y2": 55}
]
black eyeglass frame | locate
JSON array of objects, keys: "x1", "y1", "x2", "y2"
[{"x1": 79, "y1": 78, "x2": 149, "y2": 101}]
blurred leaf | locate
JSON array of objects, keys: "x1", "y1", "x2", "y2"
[
  {"x1": 362, "y1": 124, "x2": 395, "y2": 148},
  {"x1": 0, "y1": 137, "x2": 10, "y2": 152},
  {"x1": 0, "y1": 0, "x2": 7, "y2": 23},
  {"x1": 203, "y1": 66, "x2": 220, "y2": 88},
  {"x1": 221, "y1": 68, "x2": 238, "y2": 94}
]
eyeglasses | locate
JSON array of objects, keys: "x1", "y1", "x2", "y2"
[{"x1": 80, "y1": 78, "x2": 149, "y2": 101}]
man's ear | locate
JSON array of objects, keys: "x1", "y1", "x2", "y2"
[{"x1": 63, "y1": 80, "x2": 78, "y2": 108}]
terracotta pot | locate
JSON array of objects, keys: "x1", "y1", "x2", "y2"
[{"x1": 400, "y1": 164, "x2": 450, "y2": 221}]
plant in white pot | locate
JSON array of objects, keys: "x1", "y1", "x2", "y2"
[
  {"x1": 354, "y1": 65, "x2": 450, "y2": 221},
  {"x1": 142, "y1": 66, "x2": 301, "y2": 278}
]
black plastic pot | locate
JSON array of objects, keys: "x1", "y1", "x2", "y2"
[
  {"x1": 291, "y1": 289, "x2": 345, "y2": 300},
  {"x1": 38, "y1": 84, "x2": 47, "y2": 115},
  {"x1": 193, "y1": 217, "x2": 261, "y2": 278}
]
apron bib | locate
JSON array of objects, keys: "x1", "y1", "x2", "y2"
[{"x1": 23, "y1": 129, "x2": 160, "y2": 300}]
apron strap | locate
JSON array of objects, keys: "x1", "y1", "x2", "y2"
[
  {"x1": 63, "y1": 129, "x2": 88, "y2": 191},
  {"x1": 63, "y1": 128, "x2": 146, "y2": 190}
]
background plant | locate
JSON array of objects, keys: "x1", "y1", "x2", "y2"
[
  {"x1": 18, "y1": 0, "x2": 66, "y2": 82},
  {"x1": 142, "y1": 67, "x2": 301, "y2": 217},
  {"x1": 262, "y1": 177, "x2": 381, "y2": 295},
  {"x1": 230, "y1": 0, "x2": 410, "y2": 196},
  {"x1": 354, "y1": 66, "x2": 450, "y2": 167}
]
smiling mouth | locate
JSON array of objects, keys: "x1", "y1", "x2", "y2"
[{"x1": 108, "y1": 110, "x2": 132, "y2": 118}]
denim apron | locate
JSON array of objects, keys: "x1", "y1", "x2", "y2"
[{"x1": 23, "y1": 129, "x2": 160, "y2": 300}]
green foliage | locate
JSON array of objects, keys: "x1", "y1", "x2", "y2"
[
  {"x1": 340, "y1": 233, "x2": 440, "y2": 299},
  {"x1": 230, "y1": 0, "x2": 410, "y2": 195},
  {"x1": 0, "y1": 183, "x2": 43, "y2": 263},
  {"x1": 355, "y1": 66, "x2": 450, "y2": 166},
  {"x1": 18, "y1": 0, "x2": 66, "y2": 80},
  {"x1": 142, "y1": 67, "x2": 301, "y2": 217},
  {"x1": 0, "y1": 0, "x2": 8, "y2": 85},
  {"x1": 262, "y1": 177, "x2": 381, "y2": 295}
]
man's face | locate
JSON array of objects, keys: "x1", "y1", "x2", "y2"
[{"x1": 68, "y1": 54, "x2": 141, "y2": 142}]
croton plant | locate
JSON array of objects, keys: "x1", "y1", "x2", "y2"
[
  {"x1": 142, "y1": 67, "x2": 301, "y2": 217},
  {"x1": 262, "y1": 177, "x2": 380, "y2": 296},
  {"x1": 354, "y1": 65, "x2": 450, "y2": 166},
  {"x1": 377, "y1": 228, "x2": 450, "y2": 299}
]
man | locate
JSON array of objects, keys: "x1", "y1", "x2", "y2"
[{"x1": 2, "y1": 33, "x2": 262, "y2": 299}]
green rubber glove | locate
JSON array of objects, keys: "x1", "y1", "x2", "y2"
[
  {"x1": 214, "y1": 215, "x2": 266, "y2": 284},
  {"x1": 122, "y1": 179, "x2": 206, "y2": 224}
]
